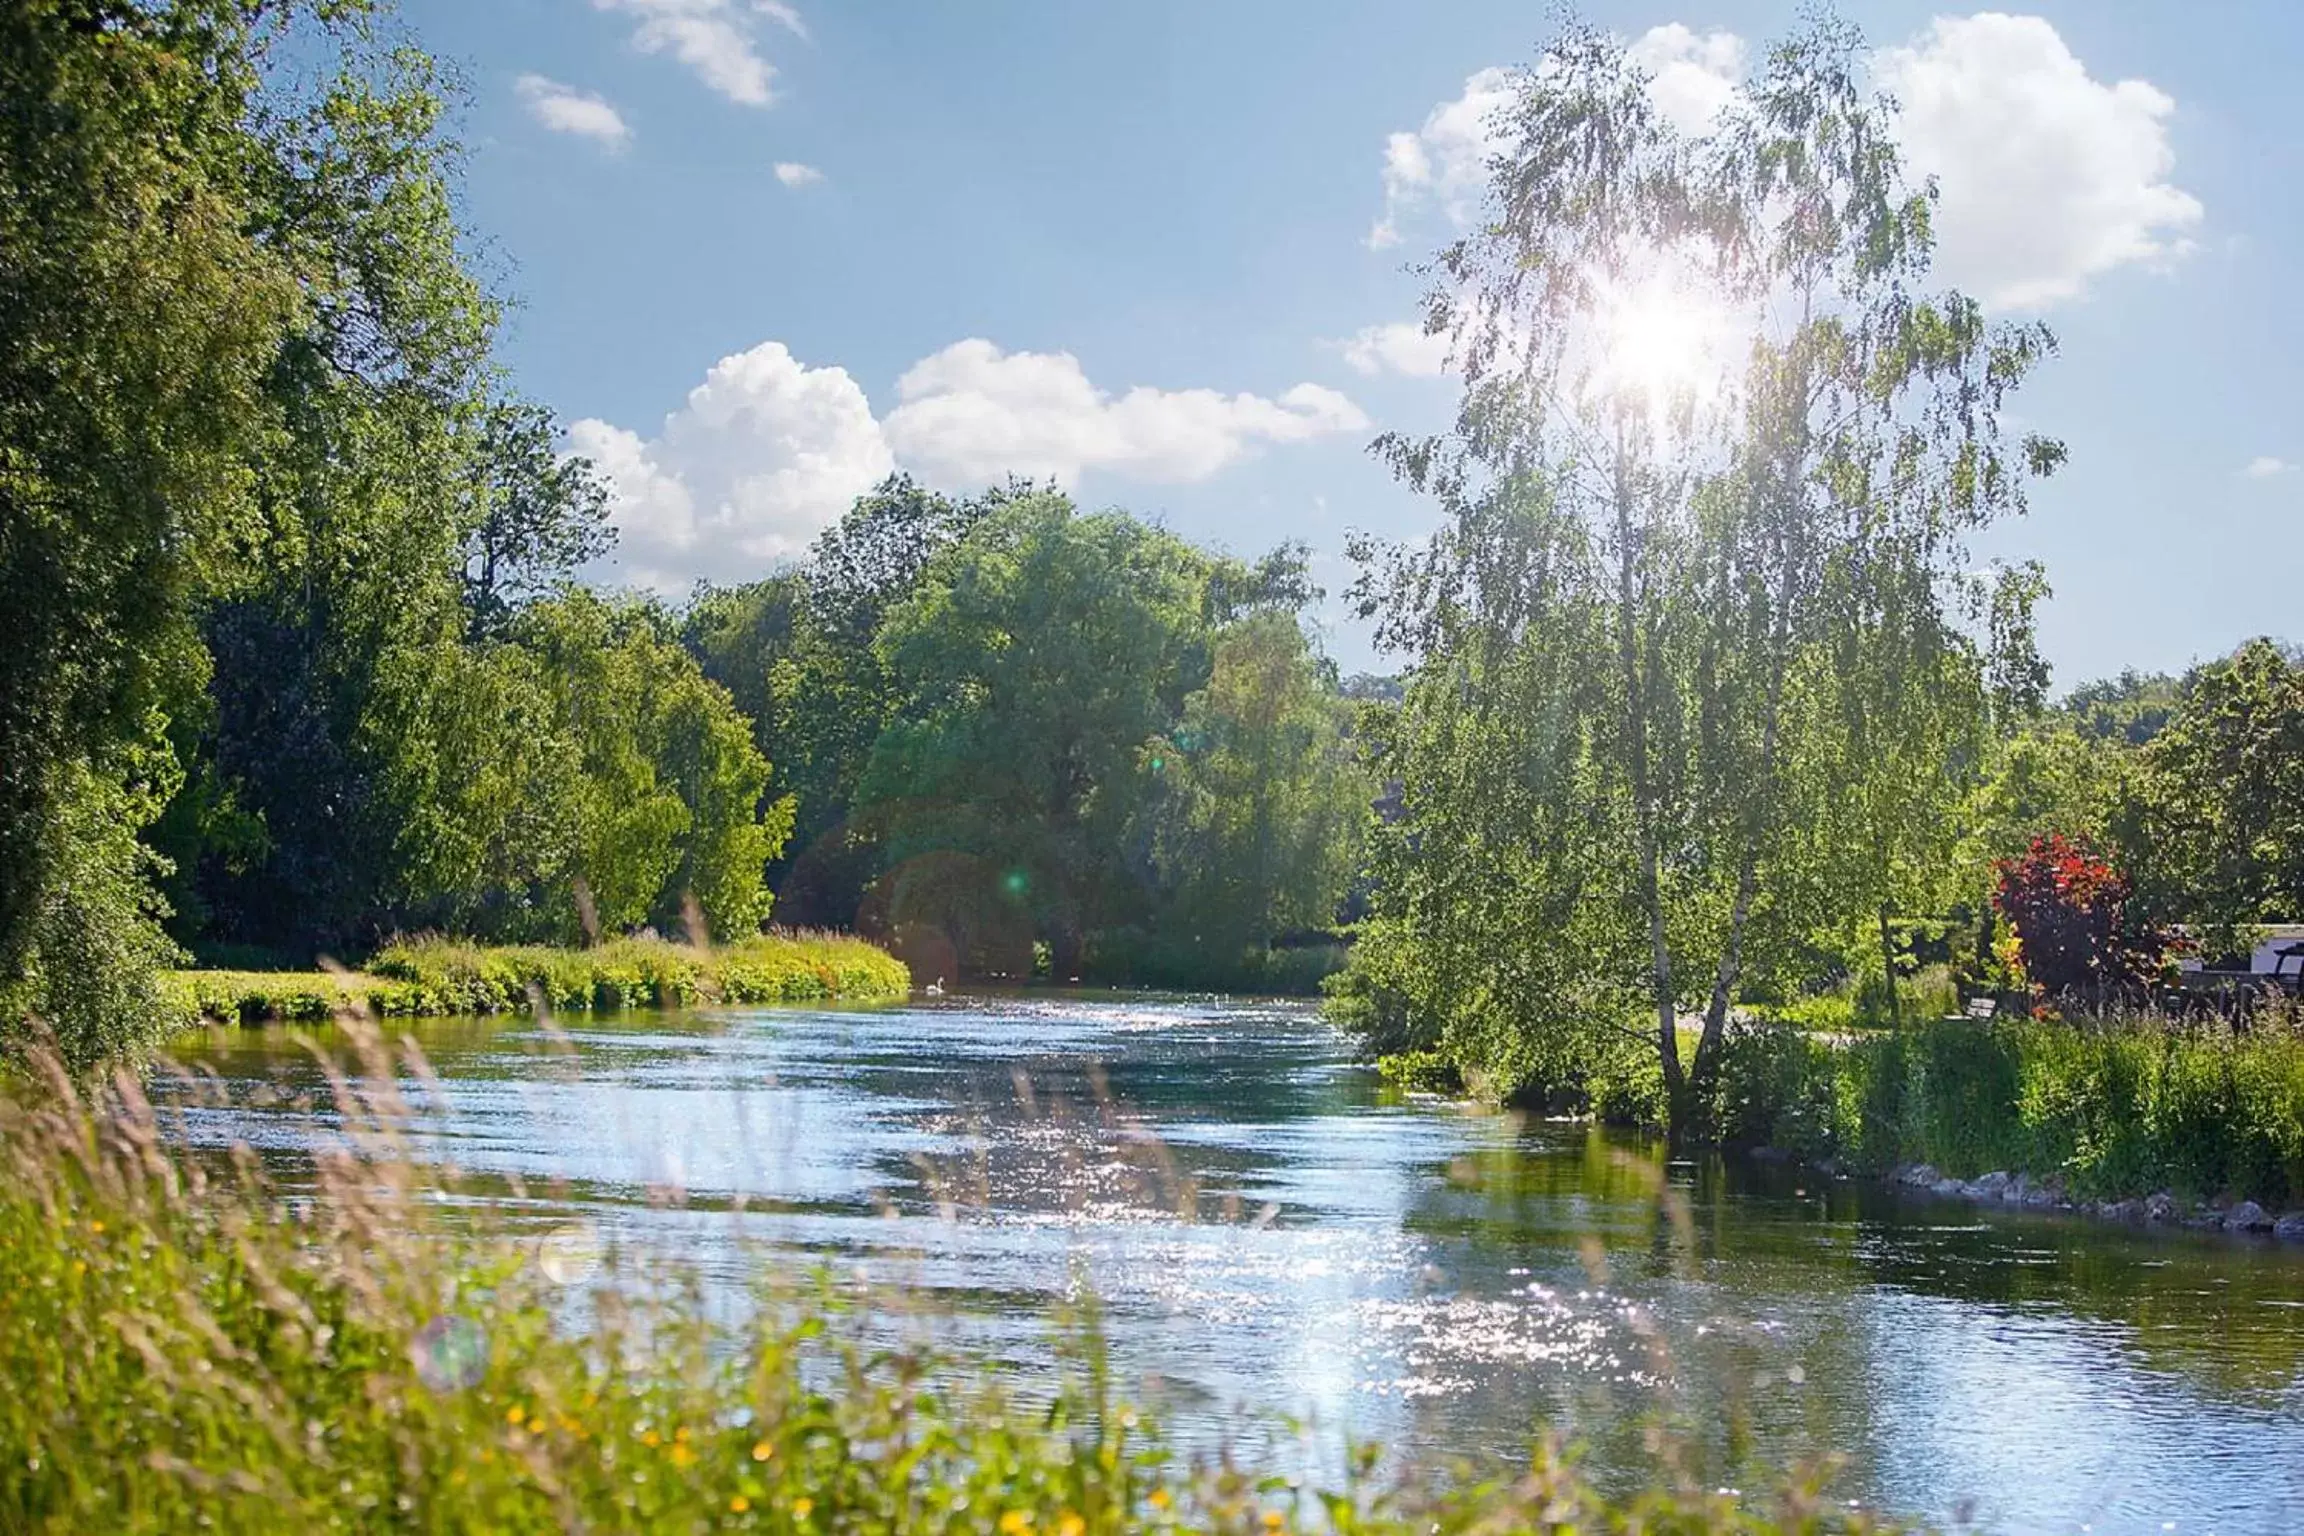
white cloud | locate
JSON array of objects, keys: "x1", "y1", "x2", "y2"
[
  {"x1": 573, "y1": 340, "x2": 1369, "y2": 589},
  {"x1": 515, "y1": 75, "x2": 631, "y2": 147},
  {"x1": 1370, "y1": 15, "x2": 2202, "y2": 314},
  {"x1": 1626, "y1": 24, "x2": 1745, "y2": 138},
  {"x1": 569, "y1": 342, "x2": 892, "y2": 592},
  {"x1": 773, "y1": 161, "x2": 823, "y2": 188},
  {"x1": 1874, "y1": 13, "x2": 2202, "y2": 310},
  {"x1": 755, "y1": 1, "x2": 807, "y2": 40},
  {"x1": 595, "y1": 0, "x2": 801, "y2": 107},
  {"x1": 2243, "y1": 456, "x2": 2297, "y2": 480},
  {"x1": 1336, "y1": 321, "x2": 1450, "y2": 378},
  {"x1": 883, "y1": 340, "x2": 1368, "y2": 489},
  {"x1": 1368, "y1": 65, "x2": 1514, "y2": 249}
]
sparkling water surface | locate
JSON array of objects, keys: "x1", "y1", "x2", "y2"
[{"x1": 163, "y1": 992, "x2": 2304, "y2": 1534}]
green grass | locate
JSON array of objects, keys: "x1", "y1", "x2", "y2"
[
  {"x1": 175, "y1": 932, "x2": 912, "y2": 1025},
  {"x1": 0, "y1": 1041, "x2": 1901, "y2": 1534},
  {"x1": 1716, "y1": 1010, "x2": 2304, "y2": 1205}
]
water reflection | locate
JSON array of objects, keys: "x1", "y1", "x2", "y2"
[{"x1": 160, "y1": 993, "x2": 2304, "y2": 1534}]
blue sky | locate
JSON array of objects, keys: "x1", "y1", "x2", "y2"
[{"x1": 401, "y1": 0, "x2": 2304, "y2": 686}]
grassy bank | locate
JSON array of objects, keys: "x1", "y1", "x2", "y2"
[
  {"x1": 0, "y1": 1044, "x2": 1892, "y2": 1535},
  {"x1": 1715, "y1": 1013, "x2": 2304, "y2": 1209},
  {"x1": 174, "y1": 933, "x2": 912, "y2": 1025},
  {"x1": 1429, "y1": 1008, "x2": 2304, "y2": 1211}
]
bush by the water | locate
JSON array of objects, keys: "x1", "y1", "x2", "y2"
[
  {"x1": 1720, "y1": 1012, "x2": 2304, "y2": 1206},
  {"x1": 1372, "y1": 1007, "x2": 2304, "y2": 1208},
  {"x1": 0, "y1": 1043, "x2": 1900, "y2": 1534},
  {"x1": 178, "y1": 933, "x2": 911, "y2": 1025}
]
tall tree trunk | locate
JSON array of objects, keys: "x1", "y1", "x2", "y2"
[
  {"x1": 1878, "y1": 903, "x2": 1903, "y2": 1026},
  {"x1": 1613, "y1": 444, "x2": 1685, "y2": 1138}
]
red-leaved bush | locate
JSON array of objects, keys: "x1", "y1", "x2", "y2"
[{"x1": 1992, "y1": 833, "x2": 2173, "y2": 1000}]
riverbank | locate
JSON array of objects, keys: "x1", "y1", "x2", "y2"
[
  {"x1": 173, "y1": 932, "x2": 912, "y2": 1025},
  {"x1": 1718, "y1": 1012, "x2": 2304, "y2": 1217},
  {"x1": 1382, "y1": 1010, "x2": 2304, "y2": 1220},
  {"x1": 2, "y1": 1041, "x2": 1893, "y2": 1533},
  {"x1": 1863, "y1": 1156, "x2": 2304, "y2": 1238}
]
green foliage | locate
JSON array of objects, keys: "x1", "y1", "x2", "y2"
[
  {"x1": 2116, "y1": 638, "x2": 2304, "y2": 946},
  {"x1": 1139, "y1": 613, "x2": 1368, "y2": 951},
  {"x1": 836, "y1": 493, "x2": 1368, "y2": 983},
  {"x1": 684, "y1": 477, "x2": 998, "y2": 929},
  {"x1": 1715, "y1": 1013, "x2": 2304, "y2": 1205},
  {"x1": 2063, "y1": 668, "x2": 2183, "y2": 747},
  {"x1": 0, "y1": 1046, "x2": 1899, "y2": 1534},
  {"x1": 357, "y1": 933, "x2": 909, "y2": 1014},
  {"x1": 0, "y1": 0, "x2": 312, "y2": 1062},
  {"x1": 177, "y1": 933, "x2": 913, "y2": 1025}
]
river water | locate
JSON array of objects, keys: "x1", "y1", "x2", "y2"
[{"x1": 162, "y1": 992, "x2": 2304, "y2": 1533}]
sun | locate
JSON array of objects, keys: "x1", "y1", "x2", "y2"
[{"x1": 1590, "y1": 268, "x2": 1733, "y2": 411}]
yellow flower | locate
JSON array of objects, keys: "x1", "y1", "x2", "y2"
[
  {"x1": 669, "y1": 1443, "x2": 696, "y2": 1469},
  {"x1": 89, "y1": 1221, "x2": 104, "y2": 1235},
  {"x1": 1262, "y1": 1512, "x2": 1285, "y2": 1532},
  {"x1": 675, "y1": 1425, "x2": 691, "y2": 1442},
  {"x1": 730, "y1": 1495, "x2": 751, "y2": 1513},
  {"x1": 642, "y1": 1429, "x2": 661, "y2": 1447},
  {"x1": 506, "y1": 1405, "x2": 526, "y2": 1426},
  {"x1": 1058, "y1": 1515, "x2": 1086, "y2": 1536},
  {"x1": 999, "y1": 1512, "x2": 1033, "y2": 1535},
  {"x1": 751, "y1": 1440, "x2": 774, "y2": 1462},
  {"x1": 792, "y1": 1497, "x2": 814, "y2": 1520},
  {"x1": 1148, "y1": 1489, "x2": 1171, "y2": 1511}
]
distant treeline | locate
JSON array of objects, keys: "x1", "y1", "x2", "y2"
[{"x1": 0, "y1": 2, "x2": 1371, "y2": 1068}]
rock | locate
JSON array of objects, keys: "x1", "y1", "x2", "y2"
[
  {"x1": 2274, "y1": 1213, "x2": 2304, "y2": 1241},
  {"x1": 1900, "y1": 1164, "x2": 1940, "y2": 1189},
  {"x1": 1930, "y1": 1176, "x2": 1968, "y2": 1199},
  {"x1": 2026, "y1": 1174, "x2": 2068, "y2": 1209},
  {"x1": 2224, "y1": 1201, "x2": 2273, "y2": 1232},
  {"x1": 1971, "y1": 1171, "x2": 2013, "y2": 1200},
  {"x1": 2143, "y1": 1191, "x2": 2178, "y2": 1224},
  {"x1": 2099, "y1": 1199, "x2": 2142, "y2": 1222}
]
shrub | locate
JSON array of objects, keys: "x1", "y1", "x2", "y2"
[
  {"x1": 183, "y1": 933, "x2": 911, "y2": 1026},
  {"x1": 1991, "y1": 833, "x2": 2172, "y2": 1001},
  {"x1": 1712, "y1": 1010, "x2": 2304, "y2": 1205}
]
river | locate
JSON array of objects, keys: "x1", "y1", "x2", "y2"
[{"x1": 161, "y1": 991, "x2": 2304, "y2": 1534}]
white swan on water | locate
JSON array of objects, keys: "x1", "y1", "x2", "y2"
[{"x1": 923, "y1": 977, "x2": 945, "y2": 997}]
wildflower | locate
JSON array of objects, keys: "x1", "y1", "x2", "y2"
[
  {"x1": 730, "y1": 1495, "x2": 751, "y2": 1513},
  {"x1": 751, "y1": 1440, "x2": 775, "y2": 1462},
  {"x1": 642, "y1": 1430, "x2": 661, "y2": 1447},
  {"x1": 1262, "y1": 1512, "x2": 1285, "y2": 1532},
  {"x1": 505, "y1": 1406, "x2": 525, "y2": 1426},
  {"x1": 999, "y1": 1512, "x2": 1033, "y2": 1534},
  {"x1": 792, "y1": 1497, "x2": 814, "y2": 1520},
  {"x1": 1148, "y1": 1489, "x2": 1171, "y2": 1511},
  {"x1": 669, "y1": 1443, "x2": 696, "y2": 1469},
  {"x1": 1059, "y1": 1516, "x2": 1086, "y2": 1536}
]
